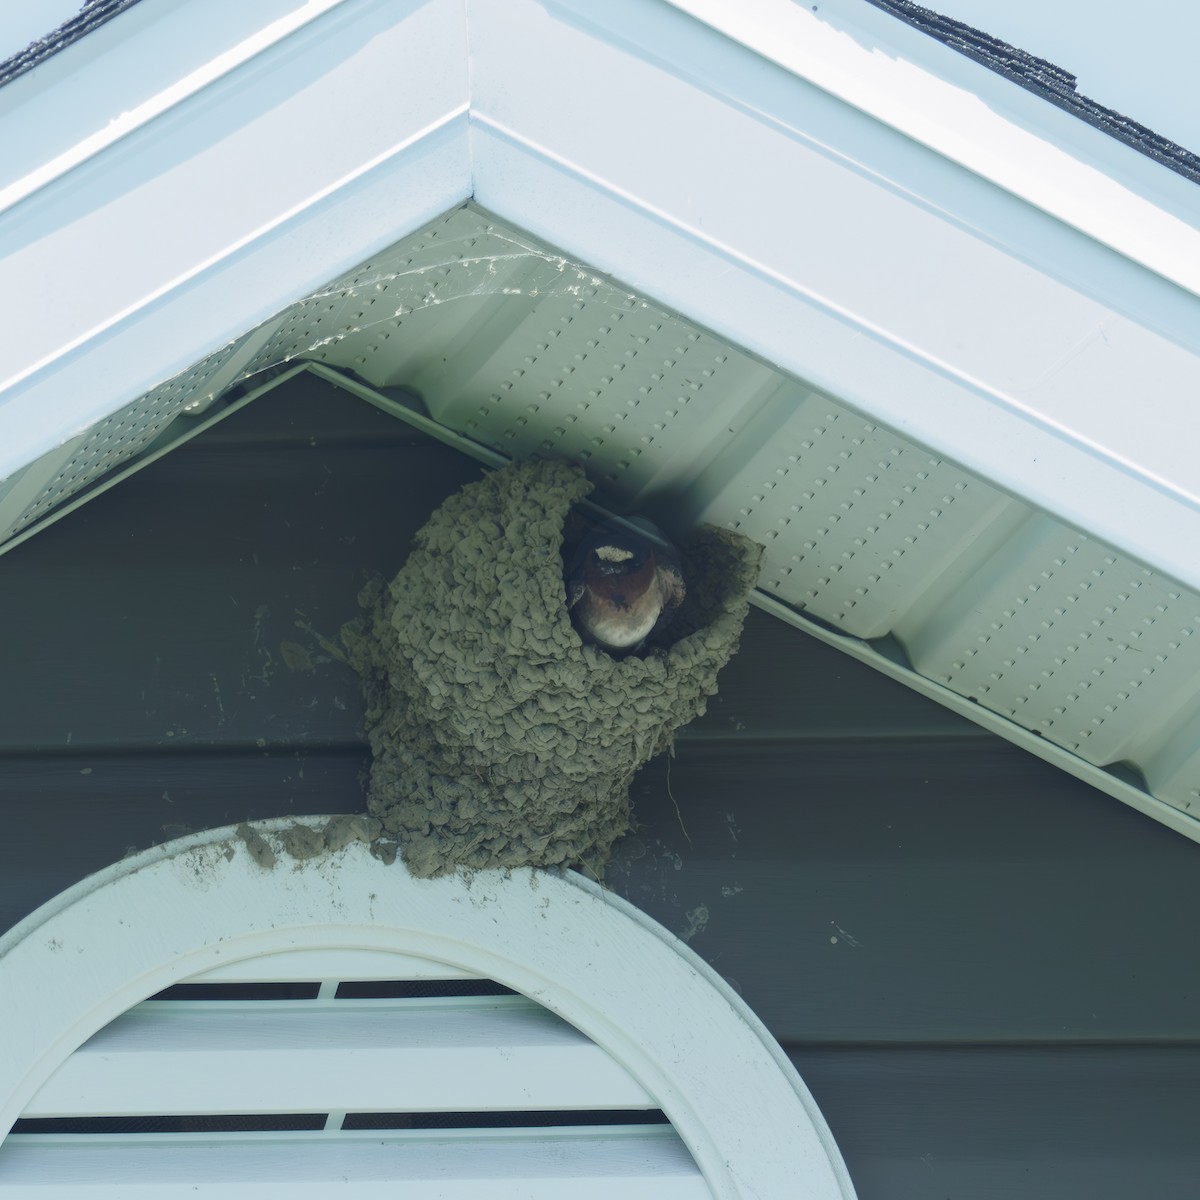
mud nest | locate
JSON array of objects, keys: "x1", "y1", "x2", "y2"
[{"x1": 343, "y1": 458, "x2": 762, "y2": 877}]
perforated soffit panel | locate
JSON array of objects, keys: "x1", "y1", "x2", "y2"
[{"x1": 3, "y1": 204, "x2": 1199, "y2": 839}]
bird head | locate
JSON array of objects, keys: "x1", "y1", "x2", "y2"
[{"x1": 590, "y1": 537, "x2": 651, "y2": 577}]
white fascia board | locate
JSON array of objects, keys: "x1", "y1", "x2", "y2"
[
  {"x1": 468, "y1": 0, "x2": 1200, "y2": 590},
  {"x1": 659, "y1": 0, "x2": 1200, "y2": 299},
  {"x1": 0, "y1": 0, "x2": 471, "y2": 480},
  {"x1": 0, "y1": 0, "x2": 358, "y2": 211}
]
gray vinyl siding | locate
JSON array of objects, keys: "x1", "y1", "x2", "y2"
[{"x1": 2, "y1": 371, "x2": 1199, "y2": 1198}]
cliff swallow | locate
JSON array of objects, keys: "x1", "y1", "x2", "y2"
[{"x1": 565, "y1": 519, "x2": 686, "y2": 654}]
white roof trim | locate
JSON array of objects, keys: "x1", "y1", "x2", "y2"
[
  {"x1": 0, "y1": 0, "x2": 354, "y2": 213},
  {"x1": 1, "y1": 0, "x2": 1199, "y2": 589},
  {"x1": 660, "y1": 0, "x2": 1200, "y2": 298},
  {"x1": 0, "y1": 818, "x2": 857, "y2": 1199}
]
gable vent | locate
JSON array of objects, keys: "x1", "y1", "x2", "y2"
[
  {"x1": 1, "y1": 950, "x2": 706, "y2": 1197},
  {"x1": 0, "y1": 821, "x2": 854, "y2": 1196}
]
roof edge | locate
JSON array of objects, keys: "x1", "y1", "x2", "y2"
[
  {"x1": 657, "y1": 0, "x2": 1200, "y2": 300},
  {"x1": 0, "y1": 0, "x2": 145, "y2": 90},
  {"x1": 863, "y1": 0, "x2": 1200, "y2": 188}
]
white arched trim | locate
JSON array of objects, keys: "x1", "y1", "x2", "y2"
[{"x1": 0, "y1": 818, "x2": 856, "y2": 1199}]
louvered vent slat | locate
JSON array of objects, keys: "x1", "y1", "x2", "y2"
[
  {"x1": 25, "y1": 997, "x2": 655, "y2": 1118},
  {"x1": 191, "y1": 949, "x2": 478, "y2": 984},
  {"x1": 7, "y1": 969, "x2": 696, "y2": 1193},
  {"x1": 0, "y1": 1129, "x2": 710, "y2": 1197}
]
